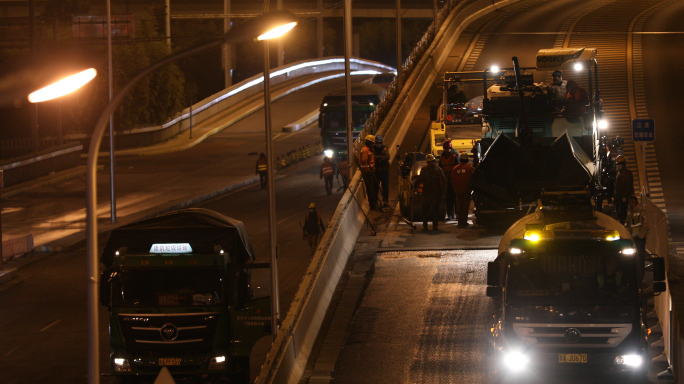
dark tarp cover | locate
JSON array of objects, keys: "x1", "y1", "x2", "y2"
[{"x1": 101, "y1": 208, "x2": 255, "y2": 267}]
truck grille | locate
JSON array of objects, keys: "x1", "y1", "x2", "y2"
[
  {"x1": 513, "y1": 323, "x2": 632, "y2": 348},
  {"x1": 118, "y1": 312, "x2": 220, "y2": 354}
]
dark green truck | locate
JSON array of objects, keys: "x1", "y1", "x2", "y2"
[{"x1": 100, "y1": 208, "x2": 271, "y2": 382}]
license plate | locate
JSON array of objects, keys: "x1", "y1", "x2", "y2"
[
  {"x1": 159, "y1": 358, "x2": 181, "y2": 366},
  {"x1": 558, "y1": 354, "x2": 587, "y2": 363}
]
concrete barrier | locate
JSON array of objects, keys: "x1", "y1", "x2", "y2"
[
  {"x1": 282, "y1": 110, "x2": 319, "y2": 133},
  {"x1": 2, "y1": 234, "x2": 34, "y2": 262},
  {"x1": 255, "y1": 1, "x2": 523, "y2": 383},
  {"x1": 0, "y1": 143, "x2": 82, "y2": 188}
]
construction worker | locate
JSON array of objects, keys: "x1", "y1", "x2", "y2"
[
  {"x1": 439, "y1": 140, "x2": 458, "y2": 220},
  {"x1": 373, "y1": 135, "x2": 391, "y2": 207},
  {"x1": 626, "y1": 195, "x2": 649, "y2": 282},
  {"x1": 614, "y1": 155, "x2": 634, "y2": 224},
  {"x1": 419, "y1": 154, "x2": 446, "y2": 231},
  {"x1": 320, "y1": 156, "x2": 335, "y2": 196},
  {"x1": 304, "y1": 203, "x2": 325, "y2": 253},
  {"x1": 256, "y1": 153, "x2": 268, "y2": 189},
  {"x1": 452, "y1": 152, "x2": 475, "y2": 228},
  {"x1": 547, "y1": 70, "x2": 568, "y2": 112},
  {"x1": 360, "y1": 134, "x2": 379, "y2": 210}
]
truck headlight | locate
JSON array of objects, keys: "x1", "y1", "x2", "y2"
[
  {"x1": 615, "y1": 354, "x2": 642, "y2": 367},
  {"x1": 503, "y1": 350, "x2": 530, "y2": 372},
  {"x1": 208, "y1": 355, "x2": 227, "y2": 370},
  {"x1": 113, "y1": 357, "x2": 131, "y2": 372}
]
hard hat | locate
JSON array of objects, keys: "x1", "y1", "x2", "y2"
[
  {"x1": 365, "y1": 134, "x2": 376, "y2": 142},
  {"x1": 375, "y1": 135, "x2": 383, "y2": 143},
  {"x1": 309, "y1": 202, "x2": 316, "y2": 209},
  {"x1": 459, "y1": 152, "x2": 469, "y2": 161},
  {"x1": 442, "y1": 140, "x2": 452, "y2": 150},
  {"x1": 552, "y1": 70, "x2": 562, "y2": 77},
  {"x1": 426, "y1": 154, "x2": 435, "y2": 162},
  {"x1": 615, "y1": 155, "x2": 626, "y2": 164}
]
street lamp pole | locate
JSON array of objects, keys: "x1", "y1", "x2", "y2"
[{"x1": 262, "y1": 40, "x2": 280, "y2": 338}]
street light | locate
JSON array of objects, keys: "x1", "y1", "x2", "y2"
[
  {"x1": 260, "y1": 15, "x2": 297, "y2": 340},
  {"x1": 0, "y1": 66, "x2": 96, "y2": 272},
  {"x1": 84, "y1": 10, "x2": 297, "y2": 384}
]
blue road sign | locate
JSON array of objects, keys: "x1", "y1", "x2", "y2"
[{"x1": 632, "y1": 119, "x2": 655, "y2": 142}]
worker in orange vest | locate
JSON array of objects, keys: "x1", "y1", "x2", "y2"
[
  {"x1": 451, "y1": 152, "x2": 475, "y2": 228},
  {"x1": 304, "y1": 203, "x2": 326, "y2": 253},
  {"x1": 320, "y1": 156, "x2": 335, "y2": 195},
  {"x1": 256, "y1": 153, "x2": 268, "y2": 189},
  {"x1": 439, "y1": 140, "x2": 458, "y2": 220},
  {"x1": 360, "y1": 134, "x2": 379, "y2": 210}
]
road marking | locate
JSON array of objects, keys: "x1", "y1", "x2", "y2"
[{"x1": 40, "y1": 319, "x2": 61, "y2": 332}]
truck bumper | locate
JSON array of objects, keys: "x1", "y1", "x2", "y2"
[
  {"x1": 111, "y1": 351, "x2": 229, "y2": 377},
  {"x1": 495, "y1": 349, "x2": 647, "y2": 383}
]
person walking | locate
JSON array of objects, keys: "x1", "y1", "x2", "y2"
[
  {"x1": 359, "y1": 134, "x2": 379, "y2": 210},
  {"x1": 320, "y1": 156, "x2": 335, "y2": 196},
  {"x1": 439, "y1": 140, "x2": 458, "y2": 220},
  {"x1": 626, "y1": 195, "x2": 649, "y2": 283},
  {"x1": 614, "y1": 155, "x2": 634, "y2": 224},
  {"x1": 419, "y1": 154, "x2": 446, "y2": 231},
  {"x1": 304, "y1": 203, "x2": 325, "y2": 253},
  {"x1": 256, "y1": 153, "x2": 268, "y2": 190},
  {"x1": 373, "y1": 135, "x2": 391, "y2": 207},
  {"x1": 452, "y1": 152, "x2": 475, "y2": 228}
]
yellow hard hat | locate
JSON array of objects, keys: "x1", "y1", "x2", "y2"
[
  {"x1": 459, "y1": 152, "x2": 469, "y2": 161},
  {"x1": 615, "y1": 155, "x2": 626, "y2": 164},
  {"x1": 426, "y1": 154, "x2": 435, "y2": 162},
  {"x1": 365, "y1": 134, "x2": 376, "y2": 142},
  {"x1": 309, "y1": 202, "x2": 316, "y2": 209}
]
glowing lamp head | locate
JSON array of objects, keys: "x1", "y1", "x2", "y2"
[
  {"x1": 621, "y1": 247, "x2": 637, "y2": 256},
  {"x1": 257, "y1": 22, "x2": 297, "y2": 41},
  {"x1": 574, "y1": 63, "x2": 584, "y2": 72},
  {"x1": 503, "y1": 350, "x2": 530, "y2": 372},
  {"x1": 490, "y1": 65, "x2": 500, "y2": 74},
  {"x1": 324, "y1": 150, "x2": 334, "y2": 158},
  {"x1": 28, "y1": 68, "x2": 97, "y2": 103}
]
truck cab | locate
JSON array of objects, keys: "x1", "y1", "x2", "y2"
[
  {"x1": 100, "y1": 208, "x2": 271, "y2": 383},
  {"x1": 485, "y1": 190, "x2": 665, "y2": 383}
]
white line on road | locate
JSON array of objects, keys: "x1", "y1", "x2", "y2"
[{"x1": 40, "y1": 319, "x2": 61, "y2": 332}]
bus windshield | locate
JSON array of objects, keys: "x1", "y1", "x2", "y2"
[
  {"x1": 507, "y1": 246, "x2": 638, "y2": 306},
  {"x1": 115, "y1": 267, "x2": 224, "y2": 307}
]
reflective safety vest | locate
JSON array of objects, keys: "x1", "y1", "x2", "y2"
[
  {"x1": 257, "y1": 158, "x2": 268, "y2": 173},
  {"x1": 360, "y1": 146, "x2": 375, "y2": 172},
  {"x1": 321, "y1": 162, "x2": 334, "y2": 177},
  {"x1": 627, "y1": 207, "x2": 646, "y2": 237}
]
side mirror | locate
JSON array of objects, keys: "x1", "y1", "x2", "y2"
[
  {"x1": 429, "y1": 104, "x2": 438, "y2": 121},
  {"x1": 652, "y1": 257, "x2": 666, "y2": 282},
  {"x1": 487, "y1": 261, "x2": 501, "y2": 287},
  {"x1": 486, "y1": 286, "x2": 502, "y2": 297}
]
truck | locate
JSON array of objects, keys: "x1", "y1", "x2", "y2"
[
  {"x1": 99, "y1": 208, "x2": 271, "y2": 383},
  {"x1": 428, "y1": 71, "x2": 482, "y2": 159},
  {"x1": 318, "y1": 82, "x2": 384, "y2": 155},
  {"x1": 485, "y1": 188, "x2": 666, "y2": 383},
  {"x1": 434, "y1": 48, "x2": 610, "y2": 226}
]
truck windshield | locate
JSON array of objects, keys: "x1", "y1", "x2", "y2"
[
  {"x1": 322, "y1": 110, "x2": 372, "y2": 131},
  {"x1": 115, "y1": 267, "x2": 224, "y2": 307},
  {"x1": 507, "y1": 248, "x2": 638, "y2": 306}
]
